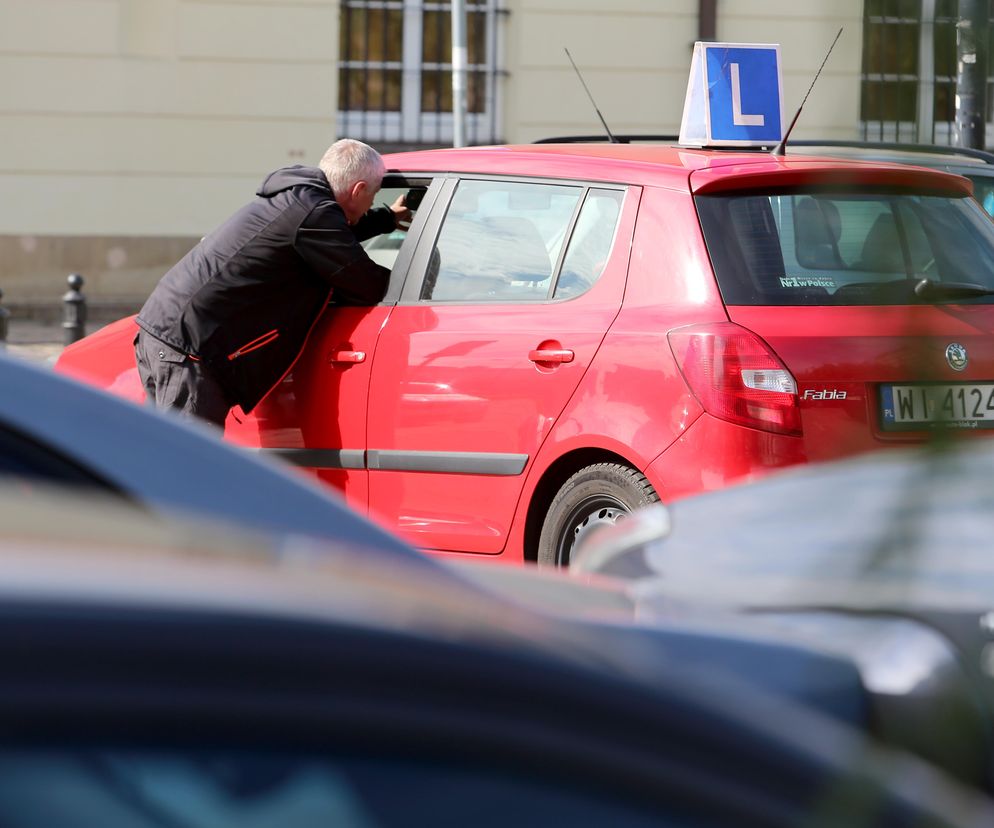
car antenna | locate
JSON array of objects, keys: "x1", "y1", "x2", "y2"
[
  {"x1": 564, "y1": 47, "x2": 619, "y2": 144},
  {"x1": 772, "y1": 27, "x2": 843, "y2": 157}
]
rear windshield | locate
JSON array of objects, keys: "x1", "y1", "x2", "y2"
[{"x1": 696, "y1": 189, "x2": 994, "y2": 305}]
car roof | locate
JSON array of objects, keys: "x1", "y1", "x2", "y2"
[
  {"x1": 0, "y1": 482, "x2": 854, "y2": 702},
  {"x1": 384, "y1": 142, "x2": 974, "y2": 195},
  {"x1": 784, "y1": 141, "x2": 994, "y2": 179},
  {"x1": 0, "y1": 483, "x2": 543, "y2": 640},
  {"x1": 530, "y1": 134, "x2": 994, "y2": 169}
]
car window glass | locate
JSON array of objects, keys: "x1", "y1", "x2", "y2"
[
  {"x1": 361, "y1": 183, "x2": 428, "y2": 271},
  {"x1": 423, "y1": 179, "x2": 582, "y2": 302},
  {"x1": 699, "y1": 190, "x2": 994, "y2": 305},
  {"x1": 894, "y1": 200, "x2": 934, "y2": 271},
  {"x1": 555, "y1": 189, "x2": 624, "y2": 299}
]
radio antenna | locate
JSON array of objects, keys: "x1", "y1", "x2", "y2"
[
  {"x1": 772, "y1": 27, "x2": 842, "y2": 156},
  {"x1": 565, "y1": 47, "x2": 619, "y2": 144}
]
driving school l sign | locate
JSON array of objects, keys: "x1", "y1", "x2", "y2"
[{"x1": 679, "y1": 42, "x2": 784, "y2": 148}]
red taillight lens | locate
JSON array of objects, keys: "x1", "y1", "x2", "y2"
[{"x1": 667, "y1": 322, "x2": 801, "y2": 436}]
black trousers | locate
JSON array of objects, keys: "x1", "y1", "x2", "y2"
[{"x1": 135, "y1": 330, "x2": 231, "y2": 428}]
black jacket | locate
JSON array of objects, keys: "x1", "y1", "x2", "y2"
[{"x1": 137, "y1": 165, "x2": 393, "y2": 412}]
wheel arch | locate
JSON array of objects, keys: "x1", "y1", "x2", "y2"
[{"x1": 522, "y1": 448, "x2": 647, "y2": 563}]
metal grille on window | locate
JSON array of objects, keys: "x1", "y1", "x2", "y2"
[
  {"x1": 338, "y1": 0, "x2": 504, "y2": 148},
  {"x1": 860, "y1": 0, "x2": 994, "y2": 144}
]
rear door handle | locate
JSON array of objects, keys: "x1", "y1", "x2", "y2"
[
  {"x1": 330, "y1": 350, "x2": 366, "y2": 364},
  {"x1": 528, "y1": 348, "x2": 574, "y2": 364}
]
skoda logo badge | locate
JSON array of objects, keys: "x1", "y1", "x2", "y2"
[{"x1": 946, "y1": 343, "x2": 968, "y2": 372}]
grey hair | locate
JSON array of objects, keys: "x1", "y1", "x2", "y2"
[{"x1": 319, "y1": 139, "x2": 386, "y2": 197}]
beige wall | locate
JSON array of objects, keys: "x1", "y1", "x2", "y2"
[
  {"x1": 720, "y1": 0, "x2": 863, "y2": 141},
  {"x1": 1, "y1": 0, "x2": 865, "y2": 309},
  {"x1": 3, "y1": 0, "x2": 340, "y2": 237},
  {"x1": 1, "y1": 0, "x2": 342, "y2": 308},
  {"x1": 502, "y1": 0, "x2": 863, "y2": 143}
]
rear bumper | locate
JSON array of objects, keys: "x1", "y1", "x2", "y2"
[{"x1": 646, "y1": 413, "x2": 808, "y2": 502}]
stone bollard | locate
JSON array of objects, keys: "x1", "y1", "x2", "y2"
[
  {"x1": 0, "y1": 287, "x2": 8, "y2": 349},
  {"x1": 62, "y1": 273, "x2": 87, "y2": 346}
]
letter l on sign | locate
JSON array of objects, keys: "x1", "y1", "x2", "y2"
[{"x1": 731, "y1": 63, "x2": 764, "y2": 126}]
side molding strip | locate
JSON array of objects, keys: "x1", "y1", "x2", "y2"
[
  {"x1": 263, "y1": 448, "x2": 366, "y2": 470},
  {"x1": 261, "y1": 448, "x2": 528, "y2": 476},
  {"x1": 368, "y1": 450, "x2": 528, "y2": 476}
]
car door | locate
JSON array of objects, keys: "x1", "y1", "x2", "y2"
[
  {"x1": 365, "y1": 176, "x2": 637, "y2": 554},
  {"x1": 231, "y1": 175, "x2": 443, "y2": 514}
]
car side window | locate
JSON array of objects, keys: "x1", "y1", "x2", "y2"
[
  {"x1": 361, "y1": 181, "x2": 430, "y2": 272},
  {"x1": 422, "y1": 180, "x2": 582, "y2": 302},
  {"x1": 554, "y1": 189, "x2": 624, "y2": 299}
]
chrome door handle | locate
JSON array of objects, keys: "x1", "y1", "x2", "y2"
[{"x1": 529, "y1": 349, "x2": 574, "y2": 364}]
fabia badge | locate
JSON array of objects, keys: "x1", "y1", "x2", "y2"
[{"x1": 946, "y1": 343, "x2": 968, "y2": 372}]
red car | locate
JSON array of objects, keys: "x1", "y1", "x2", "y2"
[{"x1": 56, "y1": 142, "x2": 994, "y2": 565}]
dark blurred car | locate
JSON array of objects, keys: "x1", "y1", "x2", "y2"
[
  {"x1": 0, "y1": 485, "x2": 990, "y2": 828},
  {"x1": 0, "y1": 349, "x2": 416, "y2": 559},
  {"x1": 4, "y1": 343, "x2": 957, "y2": 773},
  {"x1": 571, "y1": 439, "x2": 994, "y2": 794},
  {"x1": 784, "y1": 140, "x2": 994, "y2": 216}
]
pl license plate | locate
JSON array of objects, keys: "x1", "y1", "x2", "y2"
[{"x1": 880, "y1": 383, "x2": 994, "y2": 430}]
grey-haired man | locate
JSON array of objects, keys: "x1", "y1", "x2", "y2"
[{"x1": 135, "y1": 139, "x2": 409, "y2": 427}]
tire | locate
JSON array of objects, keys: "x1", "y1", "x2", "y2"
[{"x1": 537, "y1": 463, "x2": 660, "y2": 567}]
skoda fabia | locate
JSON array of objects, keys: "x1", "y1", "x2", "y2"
[{"x1": 56, "y1": 141, "x2": 994, "y2": 565}]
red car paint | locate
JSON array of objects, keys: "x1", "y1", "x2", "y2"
[{"x1": 55, "y1": 143, "x2": 994, "y2": 564}]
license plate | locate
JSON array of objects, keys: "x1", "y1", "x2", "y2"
[{"x1": 880, "y1": 383, "x2": 994, "y2": 430}]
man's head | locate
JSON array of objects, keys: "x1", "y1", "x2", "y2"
[{"x1": 319, "y1": 139, "x2": 386, "y2": 225}]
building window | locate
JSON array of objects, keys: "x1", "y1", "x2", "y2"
[
  {"x1": 860, "y1": 0, "x2": 922, "y2": 141},
  {"x1": 338, "y1": 0, "x2": 503, "y2": 148},
  {"x1": 861, "y1": 0, "x2": 993, "y2": 144}
]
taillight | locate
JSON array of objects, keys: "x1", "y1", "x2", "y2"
[{"x1": 667, "y1": 322, "x2": 801, "y2": 436}]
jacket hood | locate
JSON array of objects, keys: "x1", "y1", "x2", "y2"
[{"x1": 256, "y1": 165, "x2": 331, "y2": 198}]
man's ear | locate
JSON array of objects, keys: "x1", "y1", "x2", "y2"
[{"x1": 351, "y1": 180, "x2": 368, "y2": 200}]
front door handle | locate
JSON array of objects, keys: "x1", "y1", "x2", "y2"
[
  {"x1": 529, "y1": 348, "x2": 574, "y2": 364},
  {"x1": 330, "y1": 349, "x2": 366, "y2": 364}
]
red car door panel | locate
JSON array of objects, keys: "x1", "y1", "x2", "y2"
[{"x1": 365, "y1": 181, "x2": 639, "y2": 553}]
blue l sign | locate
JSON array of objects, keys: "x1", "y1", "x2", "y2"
[
  {"x1": 705, "y1": 45, "x2": 782, "y2": 143},
  {"x1": 679, "y1": 42, "x2": 783, "y2": 148}
]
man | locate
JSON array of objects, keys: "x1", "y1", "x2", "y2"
[{"x1": 135, "y1": 138, "x2": 409, "y2": 427}]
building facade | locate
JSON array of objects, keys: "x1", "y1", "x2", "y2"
[{"x1": 2, "y1": 0, "x2": 863, "y2": 311}]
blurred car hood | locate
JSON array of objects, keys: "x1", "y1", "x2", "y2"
[{"x1": 581, "y1": 440, "x2": 994, "y2": 614}]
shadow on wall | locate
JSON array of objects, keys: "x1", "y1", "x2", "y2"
[{"x1": 0, "y1": 234, "x2": 199, "y2": 318}]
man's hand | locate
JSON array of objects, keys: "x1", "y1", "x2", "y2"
[{"x1": 389, "y1": 194, "x2": 413, "y2": 230}]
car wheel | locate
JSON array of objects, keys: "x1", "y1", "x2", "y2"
[{"x1": 538, "y1": 463, "x2": 659, "y2": 567}]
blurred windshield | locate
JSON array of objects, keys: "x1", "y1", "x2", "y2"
[{"x1": 697, "y1": 189, "x2": 994, "y2": 305}]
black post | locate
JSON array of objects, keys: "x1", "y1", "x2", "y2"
[
  {"x1": 698, "y1": 0, "x2": 717, "y2": 41},
  {"x1": 0, "y1": 288, "x2": 8, "y2": 349},
  {"x1": 62, "y1": 273, "x2": 87, "y2": 346},
  {"x1": 955, "y1": 0, "x2": 989, "y2": 149}
]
